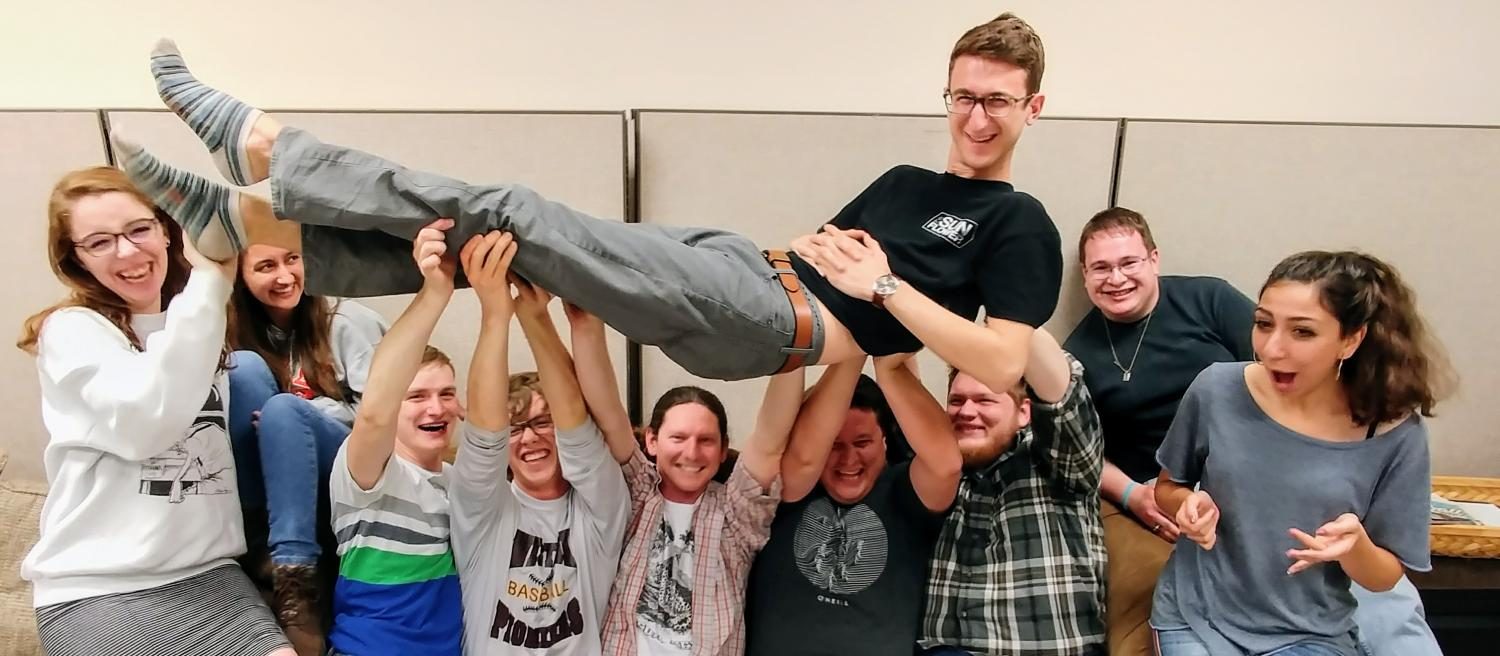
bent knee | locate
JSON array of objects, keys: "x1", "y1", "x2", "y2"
[{"x1": 260, "y1": 393, "x2": 317, "y2": 421}]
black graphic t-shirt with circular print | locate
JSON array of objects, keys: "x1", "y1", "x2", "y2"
[{"x1": 745, "y1": 462, "x2": 945, "y2": 656}]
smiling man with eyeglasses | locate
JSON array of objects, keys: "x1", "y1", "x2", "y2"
[
  {"x1": 442, "y1": 227, "x2": 635, "y2": 656},
  {"x1": 1062, "y1": 207, "x2": 1255, "y2": 656}
]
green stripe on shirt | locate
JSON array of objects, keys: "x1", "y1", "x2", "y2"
[{"x1": 338, "y1": 545, "x2": 458, "y2": 585}]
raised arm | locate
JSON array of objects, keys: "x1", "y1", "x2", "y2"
[
  {"x1": 344, "y1": 220, "x2": 456, "y2": 490},
  {"x1": 873, "y1": 354, "x2": 961, "y2": 512},
  {"x1": 565, "y1": 303, "x2": 636, "y2": 464},
  {"x1": 462, "y1": 232, "x2": 518, "y2": 434},
  {"x1": 448, "y1": 232, "x2": 523, "y2": 556},
  {"x1": 512, "y1": 283, "x2": 585, "y2": 431},
  {"x1": 514, "y1": 278, "x2": 629, "y2": 533},
  {"x1": 1023, "y1": 330, "x2": 1104, "y2": 495},
  {"x1": 1023, "y1": 327, "x2": 1072, "y2": 404},
  {"x1": 740, "y1": 367, "x2": 809, "y2": 490},
  {"x1": 779, "y1": 359, "x2": 865, "y2": 502}
]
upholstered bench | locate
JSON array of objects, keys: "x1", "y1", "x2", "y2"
[{"x1": 0, "y1": 449, "x2": 45, "y2": 656}]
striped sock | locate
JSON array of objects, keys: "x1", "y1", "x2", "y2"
[
  {"x1": 150, "y1": 38, "x2": 264, "y2": 186},
  {"x1": 111, "y1": 132, "x2": 247, "y2": 262}
]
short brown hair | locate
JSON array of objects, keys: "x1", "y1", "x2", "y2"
[
  {"x1": 421, "y1": 345, "x2": 452, "y2": 370},
  {"x1": 949, "y1": 13, "x2": 1046, "y2": 95},
  {"x1": 1077, "y1": 207, "x2": 1158, "y2": 264},
  {"x1": 947, "y1": 366, "x2": 1026, "y2": 404},
  {"x1": 507, "y1": 371, "x2": 544, "y2": 422}
]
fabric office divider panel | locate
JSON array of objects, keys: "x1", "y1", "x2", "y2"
[
  {"x1": 0, "y1": 112, "x2": 111, "y2": 483},
  {"x1": 1115, "y1": 120, "x2": 1500, "y2": 476}
]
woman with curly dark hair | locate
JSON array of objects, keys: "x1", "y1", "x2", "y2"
[{"x1": 1152, "y1": 251, "x2": 1455, "y2": 656}]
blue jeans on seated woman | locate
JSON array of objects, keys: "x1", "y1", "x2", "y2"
[
  {"x1": 1152, "y1": 579, "x2": 1440, "y2": 656},
  {"x1": 1154, "y1": 627, "x2": 1353, "y2": 656},
  {"x1": 228, "y1": 350, "x2": 352, "y2": 566}
]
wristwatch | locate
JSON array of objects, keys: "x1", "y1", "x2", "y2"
[{"x1": 871, "y1": 274, "x2": 903, "y2": 310}]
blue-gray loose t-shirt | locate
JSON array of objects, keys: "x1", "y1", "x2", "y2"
[{"x1": 1151, "y1": 362, "x2": 1431, "y2": 655}]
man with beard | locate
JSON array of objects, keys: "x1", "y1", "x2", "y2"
[{"x1": 920, "y1": 329, "x2": 1107, "y2": 656}]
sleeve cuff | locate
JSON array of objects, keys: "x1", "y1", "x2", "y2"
[
  {"x1": 460, "y1": 421, "x2": 509, "y2": 449},
  {"x1": 555, "y1": 416, "x2": 602, "y2": 447},
  {"x1": 187, "y1": 266, "x2": 234, "y2": 304},
  {"x1": 727, "y1": 457, "x2": 783, "y2": 502},
  {"x1": 1030, "y1": 353, "x2": 1087, "y2": 414}
]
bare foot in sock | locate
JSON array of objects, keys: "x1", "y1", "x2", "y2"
[{"x1": 150, "y1": 38, "x2": 284, "y2": 185}]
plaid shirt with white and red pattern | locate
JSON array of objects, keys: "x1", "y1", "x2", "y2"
[{"x1": 602, "y1": 449, "x2": 781, "y2": 656}]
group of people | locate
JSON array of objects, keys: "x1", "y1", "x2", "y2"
[{"x1": 17, "y1": 11, "x2": 1454, "y2": 656}]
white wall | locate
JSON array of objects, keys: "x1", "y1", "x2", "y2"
[{"x1": 2, "y1": 1, "x2": 1496, "y2": 125}]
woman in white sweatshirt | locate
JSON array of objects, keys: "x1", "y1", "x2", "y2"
[
  {"x1": 17, "y1": 166, "x2": 293, "y2": 656},
  {"x1": 226, "y1": 240, "x2": 387, "y2": 652}
]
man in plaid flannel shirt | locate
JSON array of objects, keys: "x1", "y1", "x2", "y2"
[
  {"x1": 920, "y1": 329, "x2": 1108, "y2": 656},
  {"x1": 599, "y1": 370, "x2": 807, "y2": 656}
]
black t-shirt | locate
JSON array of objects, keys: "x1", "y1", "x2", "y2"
[
  {"x1": 1063, "y1": 276, "x2": 1255, "y2": 482},
  {"x1": 791, "y1": 165, "x2": 1063, "y2": 356},
  {"x1": 745, "y1": 463, "x2": 944, "y2": 656}
]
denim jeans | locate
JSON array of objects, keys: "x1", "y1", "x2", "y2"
[
  {"x1": 1351, "y1": 578, "x2": 1442, "y2": 656},
  {"x1": 228, "y1": 350, "x2": 352, "y2": 566},
  {"x1": 1154, "y1": 627, "x2": 1352, "y2": 656},
  {"x1": 920, "y1": 645, "x2": 1103, "y2": 656},
  {"x1": 269, "y1": 125, "x2": 823, "y2": 381}
]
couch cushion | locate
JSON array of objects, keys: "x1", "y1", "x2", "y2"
[{"x1": 0, "y1": 473, "x2": 45, "y2": 656}]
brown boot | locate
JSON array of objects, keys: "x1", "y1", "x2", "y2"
[{"x1": 271, "y1": 564, "x2": 325, "y2": 656}]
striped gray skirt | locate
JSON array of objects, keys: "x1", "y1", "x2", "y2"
[{"x1": 35, "y1": 564, "x2": 288, "y2": 656}]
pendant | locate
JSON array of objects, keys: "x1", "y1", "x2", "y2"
[{"x1": 1122, "y1": 371, "x2": 1132, "y2": 382}]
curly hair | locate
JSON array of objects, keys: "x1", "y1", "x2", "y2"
[{"x1": 1262, "y1": 251, "x2": 1456, "y2": 426}]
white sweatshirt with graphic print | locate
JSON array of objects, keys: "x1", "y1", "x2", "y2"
[{"x1": 22, "y1": 270, "x2": 245, "y2": 607}]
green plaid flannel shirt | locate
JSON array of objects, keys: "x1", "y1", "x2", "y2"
[{"x1": 921, "y1": 354, "x2": 1108, "y2": 656}]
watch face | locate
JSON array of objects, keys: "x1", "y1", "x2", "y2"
[{"x1": 874, "y1": 275, "x2": 901, "y2": 296}]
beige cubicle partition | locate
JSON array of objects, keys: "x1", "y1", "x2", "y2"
[
  {"x1": 1115, "y1": 120, "x2": 1500, "y2": 476},
  {"x1": 101, "y1": 110, "x2": 630, "y2": 450},
  {"x1": 1, "y1": 112, "x2": 111, "y2": 483},
  {"x1": 634, "y1": 111, "x2": 1120, "y2": 447}
]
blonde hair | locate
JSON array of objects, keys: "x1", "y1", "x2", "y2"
[{"x1": 508, "y1": 371, "x2": 544, "y2": 422}]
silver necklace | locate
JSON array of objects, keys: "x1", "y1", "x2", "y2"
[{"x1": 1103, "y1": 312, "x2": 1153, "y2": 382}]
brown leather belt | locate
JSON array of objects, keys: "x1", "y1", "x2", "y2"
[{"x1": 763, "y1": 249, "x2": 815, "y2": 374}]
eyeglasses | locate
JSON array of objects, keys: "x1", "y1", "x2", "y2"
[
  {"x1": 943, "y1": 91, "x2": 1035, "y2": 119},
  {"x1": 72, "y1": 219, "x2": 161, "y2": 258},
  {"x1": 510, "y1": 415, "x2": 555, "y2": 438},
  {"x1": 1086, "y1": 257, "x2": 1149, "y2": 280}
]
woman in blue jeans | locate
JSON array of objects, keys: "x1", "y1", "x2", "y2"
[{"x1": 227, "y1": 241, "x2": 386, "y2": 655}]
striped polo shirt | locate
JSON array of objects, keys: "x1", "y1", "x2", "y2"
[{"x1": 328, "y1": 445, "x2": 463, "y2": 656}]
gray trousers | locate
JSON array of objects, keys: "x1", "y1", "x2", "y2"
[{"x1": 270, "y1": 127, "x2": 823, "y2": 381}]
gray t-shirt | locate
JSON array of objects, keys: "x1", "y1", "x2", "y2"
[
  {"x1": 449, "y1": 419, "x2": 631, "y2": 656},
  {"x1": 1151, "y1": 363, "x2": 1431, "y2": 655}
]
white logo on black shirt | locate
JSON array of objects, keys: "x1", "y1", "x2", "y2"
[
  {"x1": 922, "y1": 213, "x2": 978, "y2": 248},
  {"x1": 794, "y1": 499, "x2": 888, "y2": 595}
]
